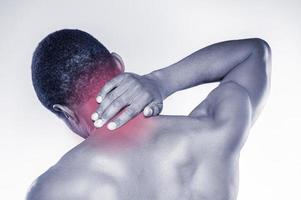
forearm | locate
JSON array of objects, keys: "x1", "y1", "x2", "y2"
[{"x1": 146, "y1": 38, "x2": 263, "y2": 99}]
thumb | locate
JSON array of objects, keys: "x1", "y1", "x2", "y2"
[{"x1": 143, "y1": 102, "x2": 163, "y2": 117}]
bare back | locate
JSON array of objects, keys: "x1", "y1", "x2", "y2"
[
  {"x1": 28, "y1": 83, "x2": 250, "y2": 200},
  {"x1": 27, "y1": 38, "x2": 271, "y2": 200}
]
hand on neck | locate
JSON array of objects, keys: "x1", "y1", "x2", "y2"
[{"x1": 73, "y1": 98, "x2": 157, "y2": 149}]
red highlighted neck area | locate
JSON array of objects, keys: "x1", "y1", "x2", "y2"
[
  {"x1": 74, "y1": 97, "x2": 157, "y2": 150},
  {"x1": 68, "y1": 63, "x2": 157, "y2": 149}
]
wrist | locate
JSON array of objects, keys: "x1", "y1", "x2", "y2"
[{"x1": 144, "y1": 70, "x2": 170, "y2": 100}]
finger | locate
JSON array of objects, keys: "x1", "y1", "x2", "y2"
[
  {"x1": 143, "y1": 106, "x2": 153, "y2": 117},
  {"x1": 93, "y1": 97, "x2": 128, "y2": 128},
  {"x1": 107, "y1": 106, "x2": 139, "y2": 131},
  {"x1": 108, "y1": 94, "x2": 150, "y2": 130},
  {"x1": 143, "y1": 102, "x2": 163, "y2": 117},
  {"x1": 93, "y1": 82, "x2": 131, "y2": 120},
  {"x1": 152, "y1": 102, "x2": 163, "y2": 115},
  {"x1": 96, "y1": 74, "x2": 125, "y2": 103}
]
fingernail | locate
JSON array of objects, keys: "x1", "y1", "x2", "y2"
[
  {"x1": 96, "y1": 96, "x2": 103, "y2": 103},
  {"x1": 91, "y1": 112, "x2": 99, "y2": 121},
  {"x1": 94, "y1": 119, "x2": 104, "y2": 128},
  {"x1": 143, "y1": 107, "x2": 153, "y2": 116},
  {"x1": 107, "y1": 122, "x2": 117, "y2": 131}
]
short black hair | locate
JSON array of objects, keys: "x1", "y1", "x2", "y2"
[{"x1": 32, "y1": 29, "x2": 118, "y2": 115}]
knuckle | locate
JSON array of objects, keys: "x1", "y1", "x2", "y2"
[
  {"x1": 143, "y1": 92, "x2": 152, "y2": 100},
  {"x1": 102, "y1": 112, "x2": 109, "y2": 119},
  {"x1": 113, "y1": 99, "x2": 123, "y2": 108},
  {"x1": 101, "y1": 100, "x2": 111, "y2": 108},
  {"x1": 118, "y1": 96, "x2": 127, "y2": 105},
  {"x1": 102, "y1": 84, "x2": 111, "y2": 93},
  {"x1": 114, "y1": 118, "x2": 123, "y2": 126},
  {"x1": 107, "y1": 93, "x2": 116, "y2": 101},
  {"x1": 102, "y1": 109, "x2": 114, "y2": 119},
  {"x1": 101, "y1": 89, "x2": 108, "y2": 97},
  {"x1": 96, "y1": 106, "x2": 104, "y2": 114},
  {"x1": 126, "y1": 107, "x2": 136, "y2": 117}
]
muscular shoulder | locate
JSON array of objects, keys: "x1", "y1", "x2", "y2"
[
  {"x1": 26, "y1": 145, "x2": 119, "y2": 200},
  {"x1": 190, "y1": 82, "x2": 252, "y2": 155},
  {"x1": 26, "y1": 165, "x2": 64, "y2": 200},
  {"x1": 189, "y1": 81, "x2": 252, "y2": 125},
  {"x1": 206, "y1": 81, "x2": 252, "y2": 126}
]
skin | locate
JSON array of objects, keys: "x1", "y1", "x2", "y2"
[{"x1": 27, "y1": 38, "x2": 271, "y2": 200}]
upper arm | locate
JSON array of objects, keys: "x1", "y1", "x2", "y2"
[
  {"x1": 222, "y1": 38, "x2": 271, "y2": 121},
  {"x1": 190, "y1": 38, "x2": 271, "y2": 123},
  {"x1": 189, "y1": 39, "x2": 271, "y2": 154},
  {"x1": 185, "y1": 39, "x2": 271, "y2": 157}
]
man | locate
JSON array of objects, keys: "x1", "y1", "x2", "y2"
[{"x1": 27, "y1": 29, "x2": 271, "y2": 200}]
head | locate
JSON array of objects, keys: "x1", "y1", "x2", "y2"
[{"x1": 31, "y1": 29, "x2": 125, "y2": 138}]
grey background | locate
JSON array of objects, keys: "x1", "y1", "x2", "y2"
[{"x1": 0, "y1": 0, "x2": 300, "y2": 199}]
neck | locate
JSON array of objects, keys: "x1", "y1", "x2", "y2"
[
  {"x1": 92, "y1": 114, "x2": 156, "y2": 149},
  {"x1": 74, "y1": 98, "x2": 157, "y2": 150}
]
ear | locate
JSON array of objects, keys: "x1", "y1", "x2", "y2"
[
  {"x1": 111, "y1": 52, "x2": 125, "y2": 72},
  {"x1": 53, "y1": 104, "x2": 89, "y2": 138},
  {"x1": 52, "y1": 104, "x2": 79, "y2": 123}
]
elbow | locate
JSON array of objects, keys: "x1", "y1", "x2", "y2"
[
  {"x1": 193, "y1": 189, "x2": 235, "y2": 200},
  {"x1": 250, "y1": 38, "x2": 272, "y2": 63},
  {"x1": 250, "y1": 38, "x2": 272, "y2": 85}
]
